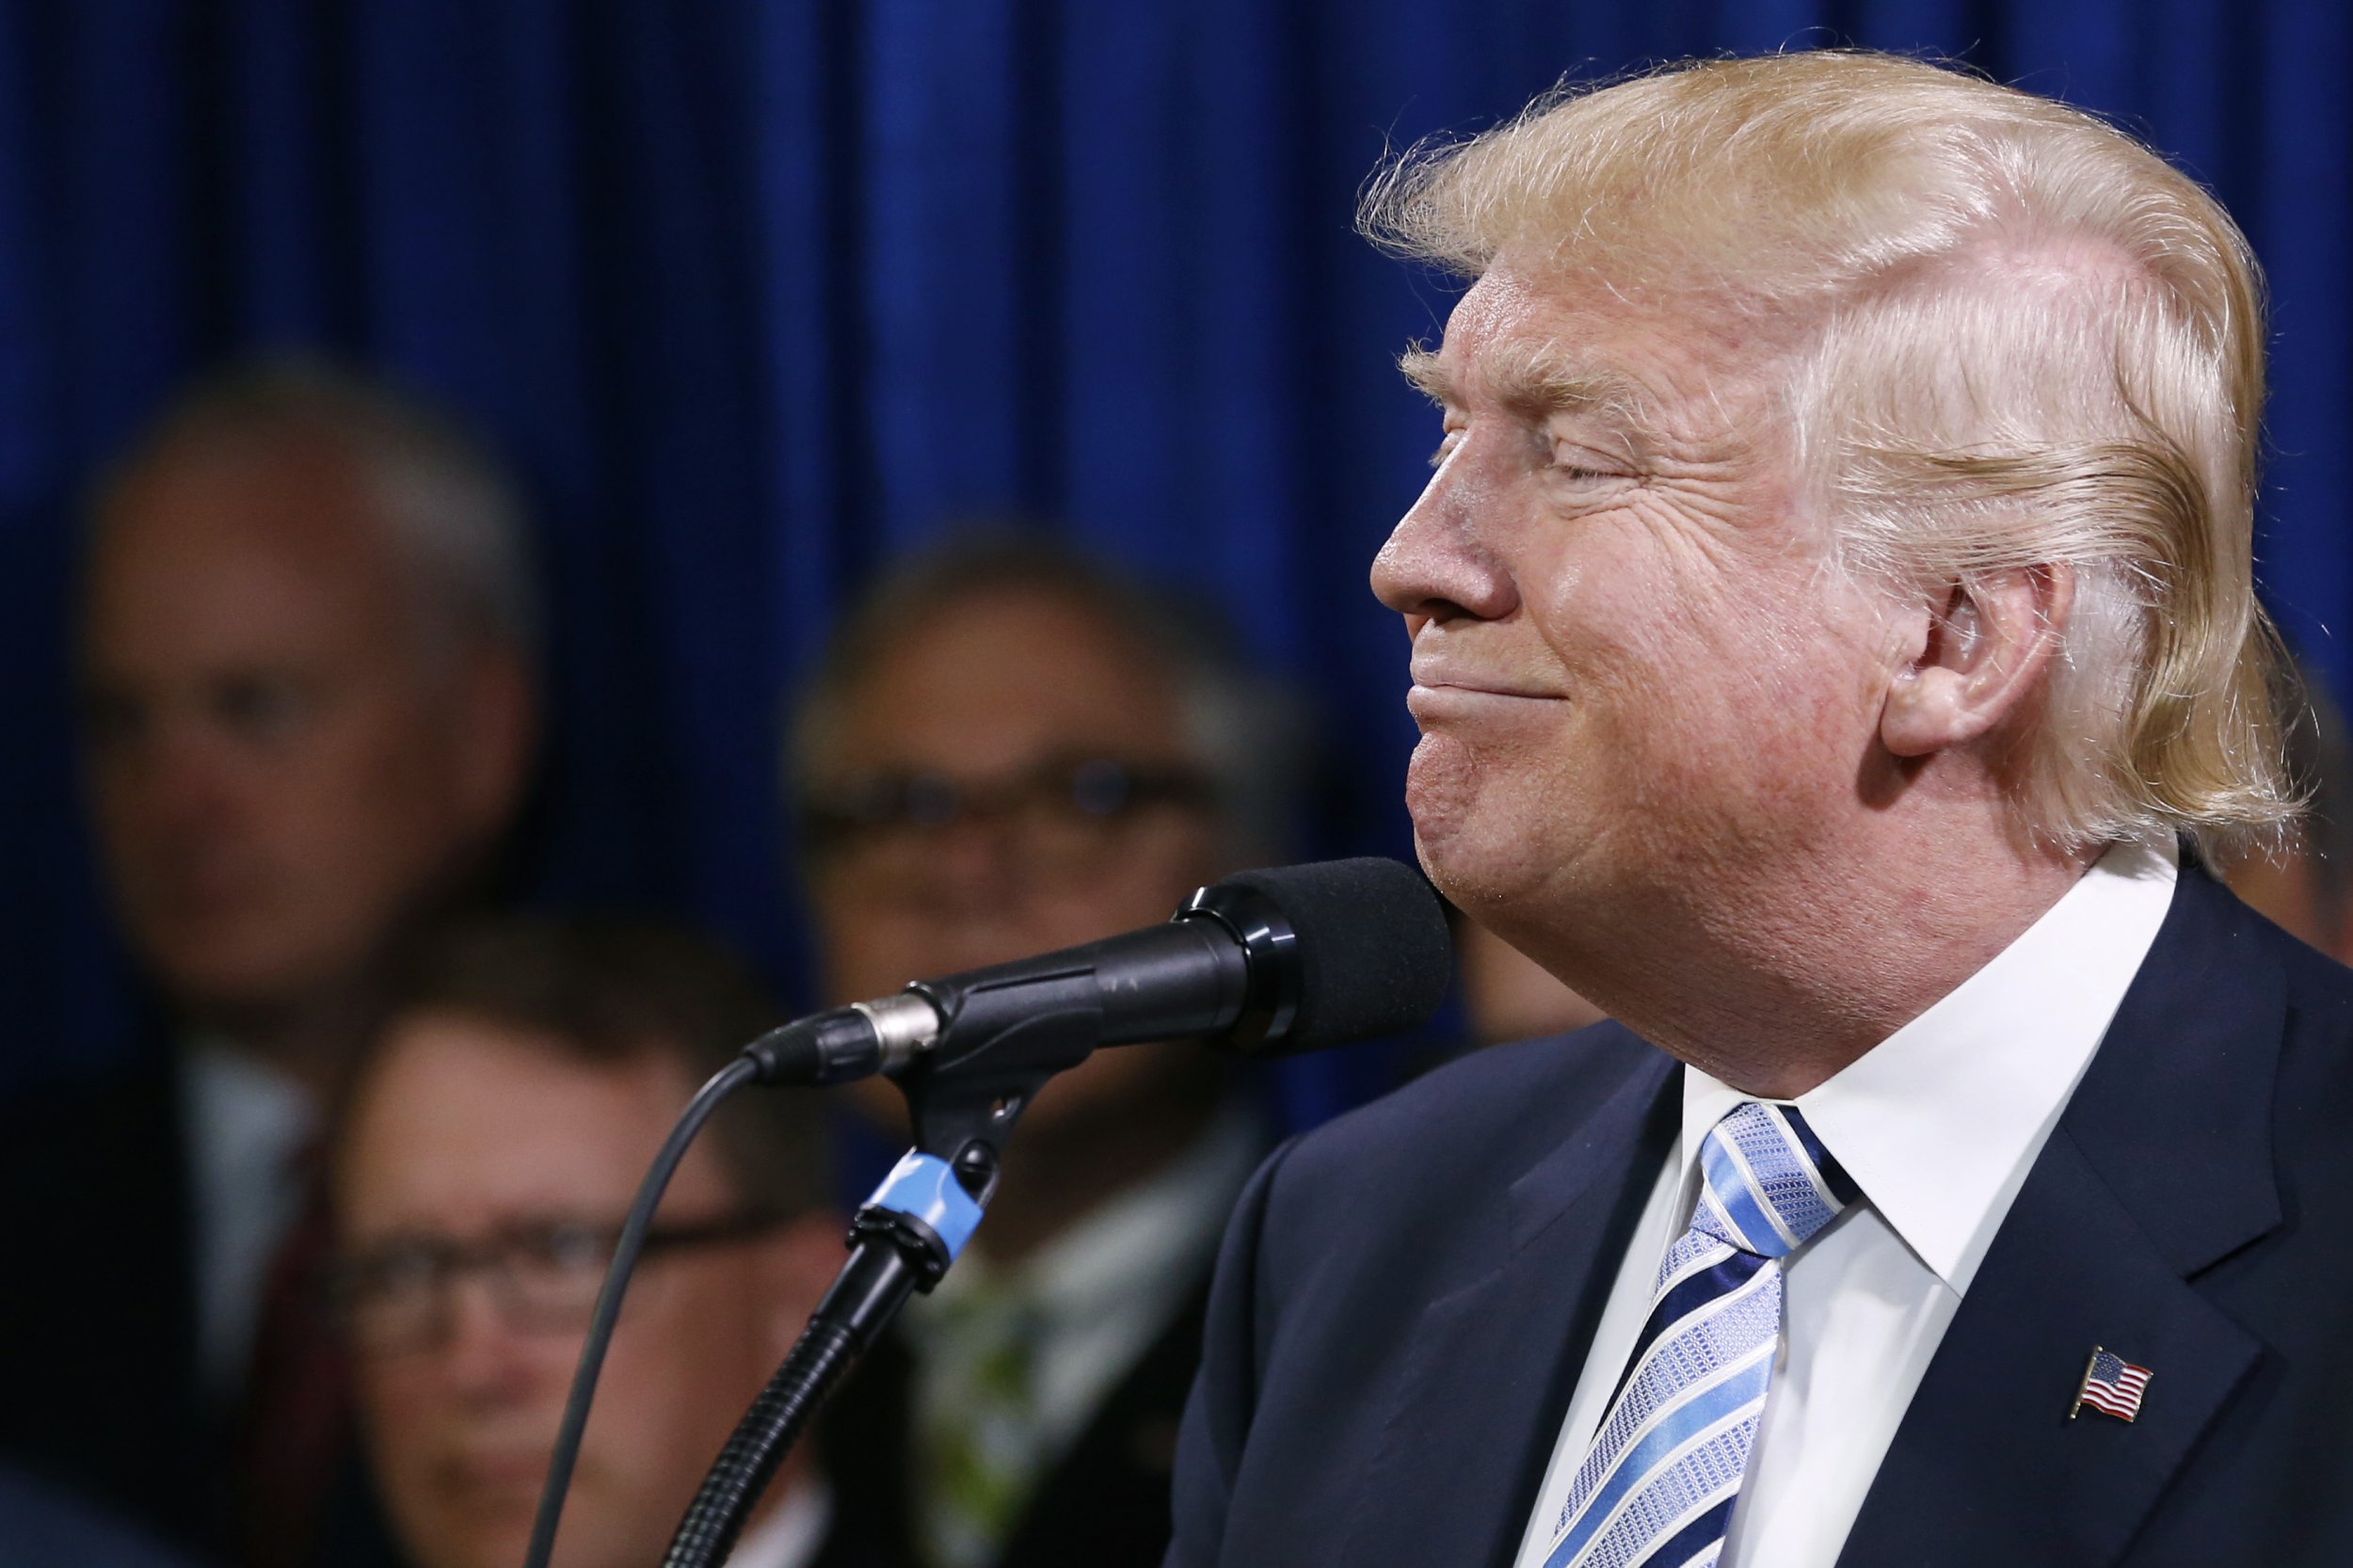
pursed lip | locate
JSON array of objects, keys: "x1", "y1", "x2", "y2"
[
  {"x1": 1404, "y1": 679, "x2": 1565, "y2": 722},
  {"x1": 1406, "y1": 664, "x2": 1565, "y2": 699}
]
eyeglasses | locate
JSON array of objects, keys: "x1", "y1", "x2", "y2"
[
  {"x1": 327, "y1": 1213, "x2": 780, "y2": 1357},
  {"x1": 801, "y1": 755, "x2": 1213, "y2": 892}
]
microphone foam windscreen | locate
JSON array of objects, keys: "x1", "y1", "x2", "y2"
[{"x1": 1226, "y1": 857, "x2": 1453, "y2": 1052}]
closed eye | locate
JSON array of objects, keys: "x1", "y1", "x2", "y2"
[{"x1": 1546, "y1": 440, "x2": 1638, "y2": 485}]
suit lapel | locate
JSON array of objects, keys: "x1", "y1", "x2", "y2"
[
  {"x1": 1337, "y1": 1048, "x2": 1679, "y2": 1568},
  {"x1": 1837, "y1": 1128, "x2": 2261, "y2": 1567},
  {"x1": 1840, "y1": 866, "x2": 2283, "y2": 1568}
]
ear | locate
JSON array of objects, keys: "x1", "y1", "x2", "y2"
[
  {"x1": 1879, "y1": 565, "x2": 2073, "y2": 759},
  {"x1": 450, "y1": 646, "x2": 536, "y2": 838}
]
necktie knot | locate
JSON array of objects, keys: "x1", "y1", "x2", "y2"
[{"x1": 1689, "y1": 1100, "x2": 1857, "y2": 1261}]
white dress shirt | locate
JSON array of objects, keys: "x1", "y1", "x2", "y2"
[
  {"x1": 727, "y1": 1478, "x2": 832, "y2": 1568},
  {"x1": 181, "y1": 1039, "x2": 317, "y2": 1400},
  {"x1": 1512, "y1": 838, "x2": 2179, "y2": 1568}
]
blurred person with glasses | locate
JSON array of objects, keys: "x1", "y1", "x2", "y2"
[
  {"x1": 785, "y1": 533, "x2": 1305, "y2": 1568},
  {"x1": 330, "y1": 918, "x2": 881, "y2": 1568}
]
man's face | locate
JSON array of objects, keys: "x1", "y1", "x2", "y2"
[
  {"x1": 1371, "y1": 266, "x2": 1895, "y2": 966},
  {"x1": 340, "y1": 1015, "x2": 821, "y2": 1568},
  {"x1": 79, "y1": 436, "x2": 519, "y2": 1021},
  {"x1": 806, "y1": 587, "x2": 1225, "y2": 1133}
]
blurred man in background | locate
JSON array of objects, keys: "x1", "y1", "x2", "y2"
[
  {"x1": 334, "y1": 918, "x2": 870, "y2": 1568},
  {"x1": 786, "y1": 535, "x2": 1301, "y2": 1568},
  {"x1": 0, "y1": 360, "x2": 539, "y2": 1566}
]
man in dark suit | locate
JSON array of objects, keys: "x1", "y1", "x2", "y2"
[
  {"x1": 332, "y1": 918, "x2": 881, "y2": 1568},
  {"x1": 0, "y1": 361, "x2": 538, "y2": 1566},
  {"x1": 1170, "y1": 50, "x2": 2353, "y2": 1568},
  {"x1": 786, "y1": 535, "x2": 1301, "y2": 1568}
]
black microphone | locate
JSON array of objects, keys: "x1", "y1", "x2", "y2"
[{"x1": 745, "y1": 856, "x2": 1452, "y2": 1085}]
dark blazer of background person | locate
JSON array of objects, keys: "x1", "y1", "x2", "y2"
[
  {"x1": 1170, "y1": 866, "x2": 2353, "y2": 1567},
  {"x1": 828, "y1": 1297, "x2": 1208, "y2": 1568}
]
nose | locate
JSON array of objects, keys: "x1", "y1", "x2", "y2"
[
  {"x1": 145, "y1": 720, "x2": 242, "y2": 831},
  {"x1": 1369, "y1": 446, "x2": 1518, "y2": 627},
  {"x1": 922, "y1": 817, "x2": 1023, "y2": 917},
  {"x1": 438, "y1": 1278, "x2": 542, "y2": 1406}
]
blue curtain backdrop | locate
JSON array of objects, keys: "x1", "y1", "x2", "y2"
[{"x1": 2, "y1": 1, "x2": 2347, "y2": 1113}]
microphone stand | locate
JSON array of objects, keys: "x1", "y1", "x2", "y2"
[{"x1": 659, "y1": 974, "x2": 1108, "y2": 1568}]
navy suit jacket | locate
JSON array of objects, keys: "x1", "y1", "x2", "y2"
[{"x1": 1168, "y1": 864, "x2": 2353, "y2": 1566}]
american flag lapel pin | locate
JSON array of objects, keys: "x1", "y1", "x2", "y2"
[{"x1": 2070, "y1": 1346, "x2": 2153, "y2": 1422}]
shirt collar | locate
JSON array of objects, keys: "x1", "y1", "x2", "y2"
[{"x1": 1681, "y1": 836, "x2": 2178, "y2": 1292}]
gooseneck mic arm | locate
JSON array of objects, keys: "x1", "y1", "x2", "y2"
[{"x1": 656, "y1": 857, "x2": 1452, "y2": 1568}]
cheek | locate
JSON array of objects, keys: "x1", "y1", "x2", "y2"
[
  {"x1": 1403, "y1": 709, "x2": 1579, "y2": 908},
  {"x1": 358, "y1": 1351, "x2": 446, "y2": 1418},
  {"x1": 354, "y1": 1364, "x2": 452, "y2": 1500},
  {"x1": 813, "y1": 816, "x2": 1218, "y2": 1000},
  {"x1": 1034, "y1": 816, "x2": 1219, "y2": 928},
  {"x1": 585, "y1": 1275, "x2": 772, "y2": 1476},
  {"x1": 1630, "y1": 603, "x2": 1884, "y2": 840},
  {"x1": 814, "y1": 901, "x2": 928, "y2": 1002},
  {"x1": 329, "y1": 707, "x2": 465, "y2": 844}
]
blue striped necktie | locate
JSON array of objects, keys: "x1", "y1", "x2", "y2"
[{"x1": 1542, "y1": 1100, "x2": 1860, "y2": 1568}]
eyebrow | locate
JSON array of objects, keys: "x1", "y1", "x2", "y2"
[
  {"x1": 1399, "y1": 347, "x2": 1454, "y2": 406},
  {"x1": 1398, "y1": 342, "x2": 1657, "y2": 450}
]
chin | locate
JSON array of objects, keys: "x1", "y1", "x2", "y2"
[
  {"x1": 1406, "y1": 753, "x2": 1530, "y2": 908},
  {"x1": 1416, "y1": 840, "x2": 1530, "y2": 922},
  {"x1": 159, "y1": 952, "x2": 314, "y2": 1017}
]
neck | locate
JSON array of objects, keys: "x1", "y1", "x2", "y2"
[{"x1": 1531, "y1": 803, "x2": 2098, "y2": 1099}]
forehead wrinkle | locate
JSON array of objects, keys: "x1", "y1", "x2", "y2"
[
  {"x1": 1400, "y1": 336, "x2": 1653, "y2": 431},
  {"x1": 1480, "y1": 338, "x2": 1661, "y2": 460}
]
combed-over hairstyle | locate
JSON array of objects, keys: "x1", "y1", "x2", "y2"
[{"x1": 1361, "y1": 49, "x2": 2292, "y2": 854}]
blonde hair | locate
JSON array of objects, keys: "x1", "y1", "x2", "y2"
[{"x1": 1362, "y1": 50, "x2": 2293, "y2": 855}]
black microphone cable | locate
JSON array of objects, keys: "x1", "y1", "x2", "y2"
[{"x1": 520, "y1": 1052, "x2": 762, "y2": 1568}]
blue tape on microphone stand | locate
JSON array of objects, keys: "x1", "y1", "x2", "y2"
[{"x1": 863, "y1": 1151, "x2": 984, "y2": 1261}]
